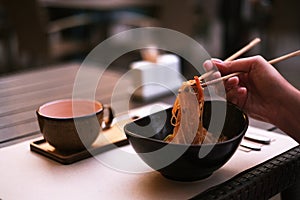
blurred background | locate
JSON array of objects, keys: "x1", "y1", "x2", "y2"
[{"x1": 0, "y1": 0, "x2": 299, "y2": 87}]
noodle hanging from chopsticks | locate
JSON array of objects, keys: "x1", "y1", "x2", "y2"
[{"x1": 165, "y1": 76, "x2": 227, "y2": 144}]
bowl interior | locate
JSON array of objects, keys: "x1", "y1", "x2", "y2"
[{"x1": 126, "y1": 101, "x2": 248, "y2": 143}]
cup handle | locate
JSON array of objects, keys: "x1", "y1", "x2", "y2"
[{"x1": 102, "y1": 105, "x2": 114, "y2": 130}]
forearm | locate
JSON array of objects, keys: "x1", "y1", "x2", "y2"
[{"x1": 270, "y1": 85, "x2": 300, "y2": 143}]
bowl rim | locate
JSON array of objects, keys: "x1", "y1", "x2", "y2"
[
  {"x1": 124, "y1": 101, "x2": 249, "y2": 147},
  {"x1": 36, "y1": 99, "x2": 104, "y2": 121}
]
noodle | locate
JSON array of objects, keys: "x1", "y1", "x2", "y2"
[{"x1": 164, "y1": 76, "x2": 227, "y2": 144}]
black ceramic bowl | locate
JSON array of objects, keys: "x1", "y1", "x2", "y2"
[{"x1": 124, "y1": 101, "x2": 248, "y2": 181}]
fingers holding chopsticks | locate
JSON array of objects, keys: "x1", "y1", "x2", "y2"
[
  {"x1": 202, "y1": 60, "x2": 228, "y2": 98},
  {"x1": 203, "y1": 59, "x2": 241, "y2": 89},
  {"x1": 203, "y1": 59, "x2": 243, "y2": 101},
  {"x1": 209, "y1": 48, "x2": 300, "y2": 83},
  {"x1": 198, "y1": 35, "x2": 300, "y2": 123},
  {"x1": 199, "y1": 37, "x2": 262, "y2": 87}
]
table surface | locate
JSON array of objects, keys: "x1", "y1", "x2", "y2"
[{"x1": 0, "y1": 62, "x2": 299, "y2": 199}]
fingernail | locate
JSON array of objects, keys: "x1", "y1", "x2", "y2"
[
  {"x1": 211, "y1": 58, "x2": 224, "y2": 63},
  {"x1": 211, "y1": 58, "x2": 226, "y2": 67},
  {"x1": 203, "y1": 60, "x2": 213, "y2": 70}
]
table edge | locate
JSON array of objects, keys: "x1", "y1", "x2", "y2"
[{"x1": 191, "y1": 145, "x2": 300, "y2": 200}]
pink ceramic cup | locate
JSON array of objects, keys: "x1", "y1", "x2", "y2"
[{"x1": 36, "y1": 99, "x2": 114, "y2": 152}]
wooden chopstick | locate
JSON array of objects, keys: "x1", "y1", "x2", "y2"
[
  {"x1": 225, "y1": 38, "x2": 261, "y2": 61},
  {"x1": 199, "y1": 38, "x2": 261, "y2": 81},
  {"x1": 199, "y1": 70, "x2": 214, "y2": 80},
  {"x1": 201, "y1": 72, "x2": 242, "y2": 87},
  {"x1": 201, "y1": 49, "x2": 300, "y2": 87},
  {"x1": 268, "y1": 50, "x2": 300, "y2": 65}
]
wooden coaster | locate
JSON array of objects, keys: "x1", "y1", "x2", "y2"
[{"x1": 30, "y1": 123, "x2": 129, "y2": 165}]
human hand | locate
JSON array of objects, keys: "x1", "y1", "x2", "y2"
[{"x1": 204, "y1": 56, "x2": 292, "y2": 123}]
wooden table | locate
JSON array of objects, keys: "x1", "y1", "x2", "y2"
[
  {"x1": 0, "y1": 62, "x2": 165, "y2": 148},
  {"x1": 0, "y1": 62, "x2": 299, "y2": 199}
]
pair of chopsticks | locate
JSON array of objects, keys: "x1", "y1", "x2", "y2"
[{"x1": 201, "y1": 38, "x2": 300, "y2": 87}]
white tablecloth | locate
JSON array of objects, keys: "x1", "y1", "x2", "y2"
[{"x1": 0, "y1": 104, "x2": 298, "y2": 200}]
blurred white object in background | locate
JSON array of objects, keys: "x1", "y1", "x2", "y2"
[{"x1": 130, "y1": 53, "x2": 183, "y2": 100}]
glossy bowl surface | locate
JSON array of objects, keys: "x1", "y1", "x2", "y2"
[{"x1": 124, "y1": 101, "x2": 248, "y2": 181}]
